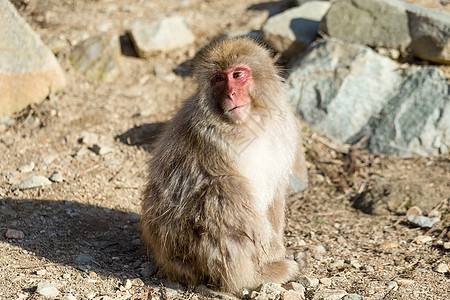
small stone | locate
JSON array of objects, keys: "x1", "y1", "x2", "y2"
[
  {"x1": 297, "y1": 239, "x2": 307, "y2": 247},
  {"x1": 342, "y1": 294, "x2": 364, "y2": 300},
  {"x1": 297, "y1": 276, "x2": 319, "y2": 288},
  {"x1": 74, "y1": 253, "x2": 95, "y2": 264},
  {"x1": 80, "y1": 132, "x2": 99, "y2": 145},
  {"x1": 18, "y1": 162, "x2": 35, "y2": 173},
  {"x1": 85, "y1": 292, "x2": 97, "y2": 299},
  {"x1": 61, "y1": 294, "x2": 77, "y2": 300},
  {"x1": 397, "y1": 279, "x2": 414, "y2": 286},
  {"x1": 124, "y1": 279, "x2": 132, "y2": 289},
  {"x1": 258, "y1": 282, "x2": 285, "y2": 294},
  {"x1": 379, "y1": 242, "x2": 400, "y2": 249},
  {"x1": 406, "y1": 206, "x2": 422, "y2": 217},
  {"x1": 434, "y1": 263, "x2": 448, "y2": 273},
  {"x1": 36, "y1": 269, "x2": 46, "y2": 276},
  {"x1": 91, "y1": 144, "x2": 114, "y2": 156},
  {"x1": 386, "y1": 281, "x2": 398, "y2": 291},
  {"x1": 5, "y1": 229, "x2": 24, "y2": 239},
  {"x1": 283, "y1": 282, "x2": 305, "y2": 292},
  {"x1": 48, "y1": 36, "x2": 68, "y2": 54},
  {"x1": 350, "y1": 259, "x2": 361, "y2": 269},
  {"x1": 49, "y1": 172, "x2": 63, "y2": 183},
  {"x1": 310, "y1": 245, "x2": 326, "y2": 255},
  {"x1": 140, "y1": 262, "x2": 157, "y2": 278},
  {"x1": 443, "y1": 242, "x2": 450, "y2": 250},
  {"x1": 36, "y1": 282, "x2": 59, "y2": 298},
  {"x1": 362, "y1": 265, "x2": 374, "y2": 272},
  {"x1": 330, "y1": 259, "x2": 344, "y2": 269},
  {"x1": 314, "y1": 288, "x2": 347, "y2": 300},
  {"x1": 337, "y1": 236, "x2": 346, "y2": 243},
  {"x1": 407, "y1": 215, "x2": 440, "y2": 228},
  {"x1": 62, "y1": 274, "x2": 71, "y2": 279},
  {"x1": 320, "y1": 278, "x2": 331, "y2": 285},
  {"x1": 13, "y1": 175, "x2": 52, "y2": 190},
  {"x1": 427, "y1": 210, "x2": 441, "y2": 218},
  {"x1": 413, "y1": 235, "x2": 433, "y2": 244},
  {"x1": 283, "y1": 289, "x2": 306, "y2": 300}
]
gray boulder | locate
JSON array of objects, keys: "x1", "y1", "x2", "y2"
[
  {"x1": 70, "y1": 34, "x2": 121, "y2": 82},
  {"x1": 0, "y1": 0, "x2": 66, "y2": 118},
  {"x1": 319, "y1": 0, "x2": 411, "y2": 50},
  {"x1": 262, "y1": 1, "x2": 330, "y2": 59},
  {"x1": 287, "y1": 39, "x2": 450, "y2": 157},
  {"x1": 407, "y1": 6, "x2": 450, "y2": 64},
  {"x1": 129, "y1": 16, "x2": 195, "y2": 57}
]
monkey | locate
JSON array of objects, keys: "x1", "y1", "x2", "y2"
[{"x1": 140, "y1": 37, "x2": 304, "y2": 294}]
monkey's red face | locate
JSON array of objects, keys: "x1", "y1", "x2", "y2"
[{"x1": 211, "y1": 65, "x2": 253, "y2": 123}]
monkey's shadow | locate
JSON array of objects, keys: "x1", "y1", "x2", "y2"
[
  {"x1": 0, "y1": 197, "x2": 153, "y2": 283},
  {"x1": 116, "y1": 122, "x2": 165, "y2": 149}
]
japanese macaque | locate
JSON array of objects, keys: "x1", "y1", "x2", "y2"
[{"x1": 141, "y1": 38, "x2": 303, "y2": 293}]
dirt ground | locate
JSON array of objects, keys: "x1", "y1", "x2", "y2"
[{"x1": 0, "y1": 0, "x2": 449, "y2": 299}]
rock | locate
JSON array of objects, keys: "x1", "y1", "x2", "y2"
[
  {"x1": 49, "y1": 172, "x2": 63, "y2": 183},
  {"x1": 386, "y1": 281, "x2": 399, "y2": 291},
  {"x1": 342, "y1": 294, "x2": 364, "y2": 300},
  {"x1": 261, "y1": 1, "x2": 330, "y2": 59},
  {"x1": 80, "y1": 131, "x2": 99, "y2": 145},
  {"x1": 319, "y1": 0, "x2": 411, "y2": 50},
  {"x1": 258, "y1": 282, "x2": 285, "y2": 294},
  {"x1": 408, "y1": 215, "x2": 440, "y2": 228},
  {"x1": 283, "y1": 289, "x2": 306, "y2": 300},
  {"x1": 396, "y1": 279, "x2": 414, "y2": 286},
  {"x1": 310, "y1": 245, "x2": 326, "y2": 255},
  {"x1": 61, "y1": 294, "x2": 77, "y2": 300},
  {"x1": 74, "y1": 253, "x2": 95, "y2": 264},
  {"x1": 443, "y1": 242, "x2": 450, "y2": 250},
  {"x1": 314, "y1": 288, "x2": 347, "y2": 300},
  {"x1": 48, "y1": 36, "x2": 68, "y2": 54},
  {"x1": 18, "y1": 162, "x2": 35, "y2": 173},
  {"x1": 297, "y1": 276, "x2": 319, "y2": 288},
  {"x1": 379, "y1": 242, "x2": 400, "y2": 249},
  {"x1": 129, "y1": 16, "x2": 195, "y2": 57},
  {"x1": 0, "y1": 0, "x2": 66, "y2": 118},
  {"x1": 70, "y1": 34, "x2": 121, "y2": 82},
  {"x1": 140, "y1": 262, "x2": 157, "y2": 278},
  {"x1": 91, "y1": 144, "x2": 114, "y2": 156},
  {"x1": 36, "y1": 269, "x2": 46, "y2": 276},
  {"x1": 319, "y1": 278, "x2": 331, "y2": 285},
  {"x1": 427, "y1": 209, "x2": 441, "y2": 218},
  {"x1": 287, "y1": 39, "x2": 449, "y2": 157},
  {"x1": 5, "y1": 229, "x2": 24, "y2": 239},
  {"x1": 406, "y1": 206, "x2": 422, "y2": 217},
  {"x1": 434, "y1": 263, "x2": 448, "y2": 273},
  {"x1": 36, "y1": 282, "x2": 59, "y2": 298},
  {"x1": 283, "y1": 282, "x2": 305, "y2": 292},
  {"x1": 407, "y1": 6, "x2": 450, "y2": 64},
  {"x1": 13, "y1": 175, "x2": 52, "y2": 190},
  {"x1": 362, "y1": 265, "x2": 374, "y2": 272},
  {"x1": 329, "y1": 260, "x2": 344, "y2": 269},
  {"x1": 413, "y1": 235, "x2": 433, "y2": 244},
  {"x1": 349, "y1": 260, "x2": 361, "y2": 269}
]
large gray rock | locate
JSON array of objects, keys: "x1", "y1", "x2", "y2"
[
  {"x1": 407, "y1": 6, "x2": 450, "y2": 64},
  {"x1": 262, "y1": 1, "x2": 330, "y2": 58},
  {"x1": 129, "y1": 16, "x2": 195, "y2": 57},
  {"x1": 0, "y1": 0, "x2": 66, "y2": 118},
  {"x1": 319, "y1": 0, "x2": 411, "y2": 50},
  {"x1": 287, "y1": 39, "x2": 450, "y2": 157},
  {"x1": 70, "y1": 34, "x2": 121, "y2": 82}
]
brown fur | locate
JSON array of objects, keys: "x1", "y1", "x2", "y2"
[{"x1": 141, "y1": 38, "x2": 303, "y2": 293}]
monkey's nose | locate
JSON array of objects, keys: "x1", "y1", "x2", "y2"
[{"x1": 228, "y1": 91, "x2": 236, "y2": 99}]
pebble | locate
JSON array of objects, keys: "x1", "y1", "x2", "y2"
[
  {"x1": 337, "y1": 236, "x2": 346, "y2": 243},
  {"x1": 283, "y1": 289, "x2": 306, "y2": 300},
  {"x1": 379, "y1": 241, "x2": 400, "y2": 249},
  {"x1": 320, "y1": 278, "x2": 331, "y2": 285},
  {"x1": 74, "y1": 253, "x2": 95, "y2": 264},
  {"x1": 406, "y1": 206, "x2": 422, "y2": 217},
  {"x1": 386, "y1": 281, "x2": 398, "y2": 291},
  {"x1": 124, "y1": 279, "x2": 132, "y2": 289},
  {"x1": 362, "y1": 265, "x2": 374, "y2": 272},
  {"x1": 61, "y1": 294, "x2": 77, "y2": 300},
  {"x1": 5, "y1": 229, "x2": 25, "y2": 239},
  {"x1": 443, "y1": 242, "x2": 450, "y2": 250},
  {"x1": 407, "y1": 215, "x2": 440, "y2": 228},
  {"x1": 349, "y1": 259, "x2": 361, "y2": 269},
  {"x1": 283, "y1": 282, "x2": 305, "y2": 292},
  {"x1": 140, "y1": 262, "x2": 157, "y2": 277},
  {"x1": 427, "y1": 209, "x2": 441, "y2": 218},
  {"x1": 413, "y1": 235, "x2": 433, "y2": 244},
  {"x1": 91, "y1": 143, "x2": 114, "y2": 156},
  {"x1": 342, "y1": 294, "x2": 364, "y2": 300},
  {"x1": 49, "y1": 172, "x2": 63, "y2": 183},
  {"x1": 62, "y1": 273, "x2": 71, "y2": 279},
  {"x1": 330, "y1": 259, "x2": 345, "y2": 269},
  {"x1": 314, "y1": 288, "x2": 347, "y2": 300},
  {"x1": 397, "y1": 279, "x2": 414, "y2": 286},
  {"x1": 80, "y1": 131, "x2": 99, "y2": 145},
  {"x1": 13, "y1": 175, "x2": 52, "y2": 190},
  {"x1": 36, "y1": 282, "x2": 59, "y2": 298},
  {"x1": 434, "y1": 263, "x2": 448, "y2": 273},
  {"x1": 258, "y1": 282, "x2": 285, "y2": 294},
  {"x1": 297, "y1": 276, "x2": 319, "y2": 288},
  {"x1": 18, "y1": 162, "x2": 35, "y2": 173},
  {"x1": 310, "y1": 245, "x2": 326, "y2": 255},
  {"x1": 36, "y1": 269, "x2": 46, "y2": 276}
]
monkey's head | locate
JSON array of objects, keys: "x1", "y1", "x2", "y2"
[{"x1": 193, "y1": 38, "x2": 282, "y2": 124}]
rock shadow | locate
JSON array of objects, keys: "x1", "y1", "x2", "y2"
[
  {"x1": 120, "y1": 33, "x2": 138, "y2": 57},
  {"x1": 248, "y1": 0, "x2": 296, "y2": 17},
  {"x1": 0, "y1": 197, "x2": 155, "y2": 282},
  {"x1": 116, "y1": 122, "x2": 165, "y2": 149}
]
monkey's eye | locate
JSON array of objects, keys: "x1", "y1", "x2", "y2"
[
  {"x1": 233, "y1": 72, "x2": 243, "y2": 78},
  {"x1": 214, "y1": 75, "x2": 225, "y2": 83}
]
